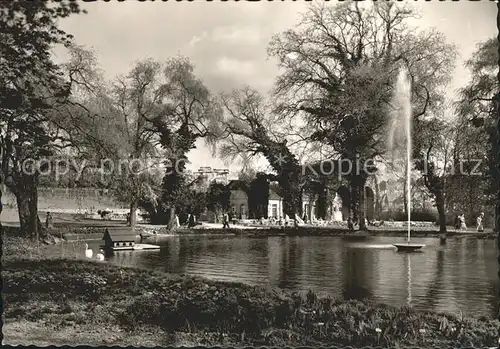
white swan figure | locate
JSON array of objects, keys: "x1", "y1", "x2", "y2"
[
  {"x1": 84, "y1": 243, "x2": 93, "y2": 259},
  {"x1": 96, "y1": 249, "x2": 104, "y2": 261}
]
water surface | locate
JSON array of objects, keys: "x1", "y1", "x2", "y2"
[{"x1": 80, "y1": 235, "x2": 499, "y2": 318}]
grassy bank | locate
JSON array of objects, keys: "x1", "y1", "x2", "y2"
[
  {"x1": 2, "y1": 252, "x2": 499, "y2": 347},
  {"x1": 155, "y1": 226, "x2": 497, "y2": 240}
]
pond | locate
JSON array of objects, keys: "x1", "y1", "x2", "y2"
[{"x1": 82, "y1": 235, "x2": 499, "y2": 318}]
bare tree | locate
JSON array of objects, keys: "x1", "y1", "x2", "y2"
[
  {"x1": 219, "y1": 87, "x2": 309, "y2": 220},
  {"x1": 413, "y1": 117, "x2": 456, "y2": 234},
  {"x1": 108, "y1": 59, "x2": 165, "y2": 226},
  {"x1": 268, "y1": 1, "x2": 457, "y2": 230}
]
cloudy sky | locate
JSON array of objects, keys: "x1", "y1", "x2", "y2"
[{"x1": 55, "y1": 0, "x2": 497, "y2": 175}]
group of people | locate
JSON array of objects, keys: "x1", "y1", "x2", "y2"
[
  {"x1": 454, "y1": 212, "x2": 484, "y2": 232},
  {"x1": 221, "y1": 213, "x2": 300, "y2": 228}
]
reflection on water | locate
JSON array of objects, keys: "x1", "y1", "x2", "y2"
[
  {"x1": 406, "y1": 254, "x2": 412, "y2": 306},
  {"x1": 73, "y1": 235, "x2": 499, "y2": 318}
]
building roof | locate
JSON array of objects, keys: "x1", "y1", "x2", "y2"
[
  {"x1": 102, "y1": 228, "x2": 136, "y2": 242},
  {"x1": 269, "y1": 188, "x2": 282, "y2": 200}
]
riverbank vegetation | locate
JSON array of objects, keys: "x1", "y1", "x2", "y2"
[{"x1": 3, "y1": 255, "x2": 499, "y2": 347}]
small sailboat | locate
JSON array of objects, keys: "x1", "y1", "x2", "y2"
[{"x1": 393, "y1": 241, "x2": 425, "y2": 252}]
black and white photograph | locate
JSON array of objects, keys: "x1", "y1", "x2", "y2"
[{"x1": 1, "y1": 0, "x2": 500, "y2": 347}]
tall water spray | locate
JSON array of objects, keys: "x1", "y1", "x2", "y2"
[{"x1": 388, "y1": 68, "x2": 413, "y2": 243}]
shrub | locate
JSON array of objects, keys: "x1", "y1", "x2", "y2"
[
  {"x1": 4, "y1": 258, "x2": 500, "y2": 347},
  {"x1": 379, "y1": 208, "x2": 437, "y2": 222}
]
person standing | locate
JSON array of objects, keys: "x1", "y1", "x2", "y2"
[
  {"x1": 476, "y1": 212, "x2": 485, "y2": 232},
  {"x1": 222, "y1": 212, "x2": 230, "y2": 229},
  {"x1": 188, "y1": 213, "x2": 196, "y2": 228},
  {"x1": 454, "y1": 215, "x2": 461, "y2": 230},
  {"x1": 459, "y1": 214, "x2": 467, "y2": 230},
  {"x1": 174, "y1": 214, "x2": 180, "y2": 228},
  {"x1": 45, "y1": 212, "x2": 54, "y2": 229}
]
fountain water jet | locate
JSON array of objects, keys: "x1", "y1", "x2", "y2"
[{"x1": 388, "y1": 68, "x2": 425, "y2": 252}]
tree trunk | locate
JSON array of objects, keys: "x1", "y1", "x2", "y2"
[
  {"x1": 358, "y1": 185, "x2": 367, "y2": 231},
  {"x1": 280, "y1": 180, "x2": 302, "y2": 219},
  {"x1": 317, "y1": 180, "x2": 328, "y2": 220},
  {"x1": 350, "y1": 176, "x2": 367, "y2": 231},
  {"x1": 214, "y1": 208, "x2": 219, "y2": 223},
  {"x1": 436, "y1": 195, "x2": 447, "y2": 235},
  {"x1": 16, "y1": 188, "x2": 43, "y2": 238},
  {"x1": 129, "y1": 201, "x2": 137, "y2": 227},
  {"x1": 167, "y1": 206, "x2": 176, "y2": 230},
  {"x1": 347, "y1": 206, "x2": 354, "y2": 231}
]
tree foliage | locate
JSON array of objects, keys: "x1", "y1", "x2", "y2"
[
  {"x1": 269, "y1": 2, "x2": 455, "y2": 156},
  {"x1": 0, "y1": 1, "x2": 85, "y2": 236},
  {"x1": 138, "y1": 57, "x2": 223, "y2": 227},
  {"x1": 456, "y1": 37, "x2": 499, "y2": 220},
  {"x1": 206, "y1": 181, "x2": 231, "y2": 220}
]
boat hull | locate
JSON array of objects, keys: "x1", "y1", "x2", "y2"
[
  {"x1": 102, "y1": 243, "x2": 160, "y2": 252},
  {"x1": 393, "y1": 243, "x2": 425, "y2": 252}
]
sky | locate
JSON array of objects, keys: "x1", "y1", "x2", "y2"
[{"x1": 54, "y1": 0, "x2": 497, "y2": 176}]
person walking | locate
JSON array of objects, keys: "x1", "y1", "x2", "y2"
[
  {"x1": 222, "y1": 212, "x2": 230, "y2": 229},
  {"x1": 476, "y1": 212, "x2": 485, "y2": 232}
]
